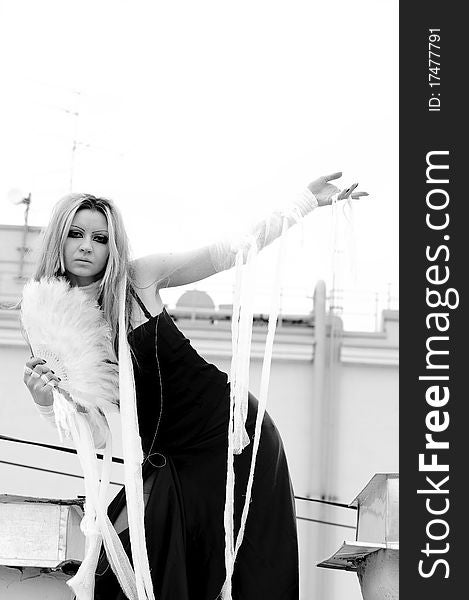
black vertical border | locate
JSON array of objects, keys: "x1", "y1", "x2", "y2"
[{"x1": 400, "y1": 2, "x2": 465, "y2": 596}]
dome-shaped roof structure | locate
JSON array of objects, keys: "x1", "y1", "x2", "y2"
[{"x1": 176, "y1": 289, "x2": 215, "y2": 310}]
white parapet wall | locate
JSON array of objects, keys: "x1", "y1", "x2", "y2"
[{"x1": 0, "y1": 495, "x2": 85, "y2": 600}]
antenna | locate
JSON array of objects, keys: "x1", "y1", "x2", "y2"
[
  {"x1": 8, "y1": 189, "x2": 32, "y2": 281},
  {"x1": 69, "y1": 90, "x2": 81, "y2": 191}
]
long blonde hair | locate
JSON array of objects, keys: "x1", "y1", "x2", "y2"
[{"x1": 34, "y1": 193, "x2": 134, "y2": 348}]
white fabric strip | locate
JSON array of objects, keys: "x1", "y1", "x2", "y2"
[
  {"x1": 222, "y1": 237, "x2": 259, "y2": 599},
  {"x1": 232, "y1": 238, "x2": 258, "y2": 454},
  {"x1": 223, "y1": 250, "x2": 243, "y2": 600},
  {"x1": 51, "y1": 389, "x2": 138, "y2": 600},
  {"x1": 35, "y1": 401, "x2": 108, "y2": 449},
  {"x1": 234, "y1": 217, "x2": 288, "y2": 559},
  {"x1": 118, "y1": 275, "x2": 155, "y2": 600},
  {"x1": 220, "y1": 218, "x2": 289, "y2": 599}
]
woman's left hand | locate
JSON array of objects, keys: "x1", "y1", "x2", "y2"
[{"x1": 308, "y1": 172, "x2": 369, "y2": 206}]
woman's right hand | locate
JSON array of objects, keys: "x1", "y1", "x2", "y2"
[
  {"x1": 23, "y1": 357, "x2": 61, "y2": 407},
  {"x1": 307, "y1": 173, "x2": 369, "y2": 206}
]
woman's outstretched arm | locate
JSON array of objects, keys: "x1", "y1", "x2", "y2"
[{"x1": 132, "y1": 173, "x2": 368, "y2": 290}]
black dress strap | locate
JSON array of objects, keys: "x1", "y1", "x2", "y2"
[{"x1": 129, "y1": 287, "x2": 153, "y2": 320}]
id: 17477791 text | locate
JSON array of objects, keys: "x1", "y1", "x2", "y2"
[{"x1": 428, "y1": 29, "x2": 441, "y2": 112}]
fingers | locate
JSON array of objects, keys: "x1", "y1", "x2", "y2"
[
  {"x1": 338, "y1": 183, "x2": 358, "y2": 201},
  {"x1": 23, "y1": 361, "x2": 61, "y2": 388},
  {"x1": 324, "y1": 171, "x2": 342, "y2": 182},
  {"x1": 39, "y1": 372, "x2": 59, "y2": 387},
  {"x1": 351, "y1": 191, "x2": 369, "y2": 199},
  {"x1": 26, "y1": 357, "x2": 46, "y2": 369}
]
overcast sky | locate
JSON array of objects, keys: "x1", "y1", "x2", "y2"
[{"x1": 0, "y1": 0, "x2": 398, "y2": 328}]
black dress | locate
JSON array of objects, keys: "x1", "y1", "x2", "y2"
[{"x1": 94, "y1": 304, "x2": 299, "y2": 600}]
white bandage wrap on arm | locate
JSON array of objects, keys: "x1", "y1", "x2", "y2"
[
  {"x1": 209, "y1": 188, "x2": 318, "y2": 273},
  {"x1": 289, "y1": 187, "x2": 320, "y2": 220},
  {"x1": 35, "y1": 402, "x2": 107, "y2": 450}
]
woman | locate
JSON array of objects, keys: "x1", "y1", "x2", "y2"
[{"x1": 23, "y1": 173, "x2": 366, "y2": 600}]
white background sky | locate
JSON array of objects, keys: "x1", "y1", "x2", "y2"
[{"x1": 0, "y1": 0, "x2": 398, "y2": 328}]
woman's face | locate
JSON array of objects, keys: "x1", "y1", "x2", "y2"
[{"x1": 64, "y1": 208, "x2": 110, "y2": 286}]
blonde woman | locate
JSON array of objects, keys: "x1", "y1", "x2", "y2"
[{"x1": 23, "y1": 174, "x2": 366, "y2": 600}]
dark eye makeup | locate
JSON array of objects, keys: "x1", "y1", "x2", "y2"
[
  {"x1": 67, "y1": 229, "x2": 108, "y2": 244},
  {"x1": 93, "y1": 234, "x2": 109, "y2": 244}
]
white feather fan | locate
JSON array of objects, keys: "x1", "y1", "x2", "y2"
[
  {"x1": 21, "y1": 277, "x2": 119, "y2": 419},
  {"x1": 21, "y1": 277, "x2": 141, "y2": 600}
]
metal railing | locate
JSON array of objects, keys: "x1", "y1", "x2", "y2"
[
  {"x1": 162, "y1": 283, "x2": 399, "y2": 332},
  {"x1": 0, "y1": 276, "x2": 399, "y2": 333}
]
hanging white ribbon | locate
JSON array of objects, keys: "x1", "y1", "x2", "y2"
[
  {"x1": 221, "y1": 218, "x2": 288, "y2": 600},
  {"x1": 231, "y1": 236, "x2": 258, "y2": 454},
  {"x1": 52, "y1": 389, "x2": 138, "y2": 600},
  {"x1": 117, "y1": 275, "x2": 155, "y2": 600},
  {"x1": 223, "y1": 239, "x2": 258, "y2": 599}
]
